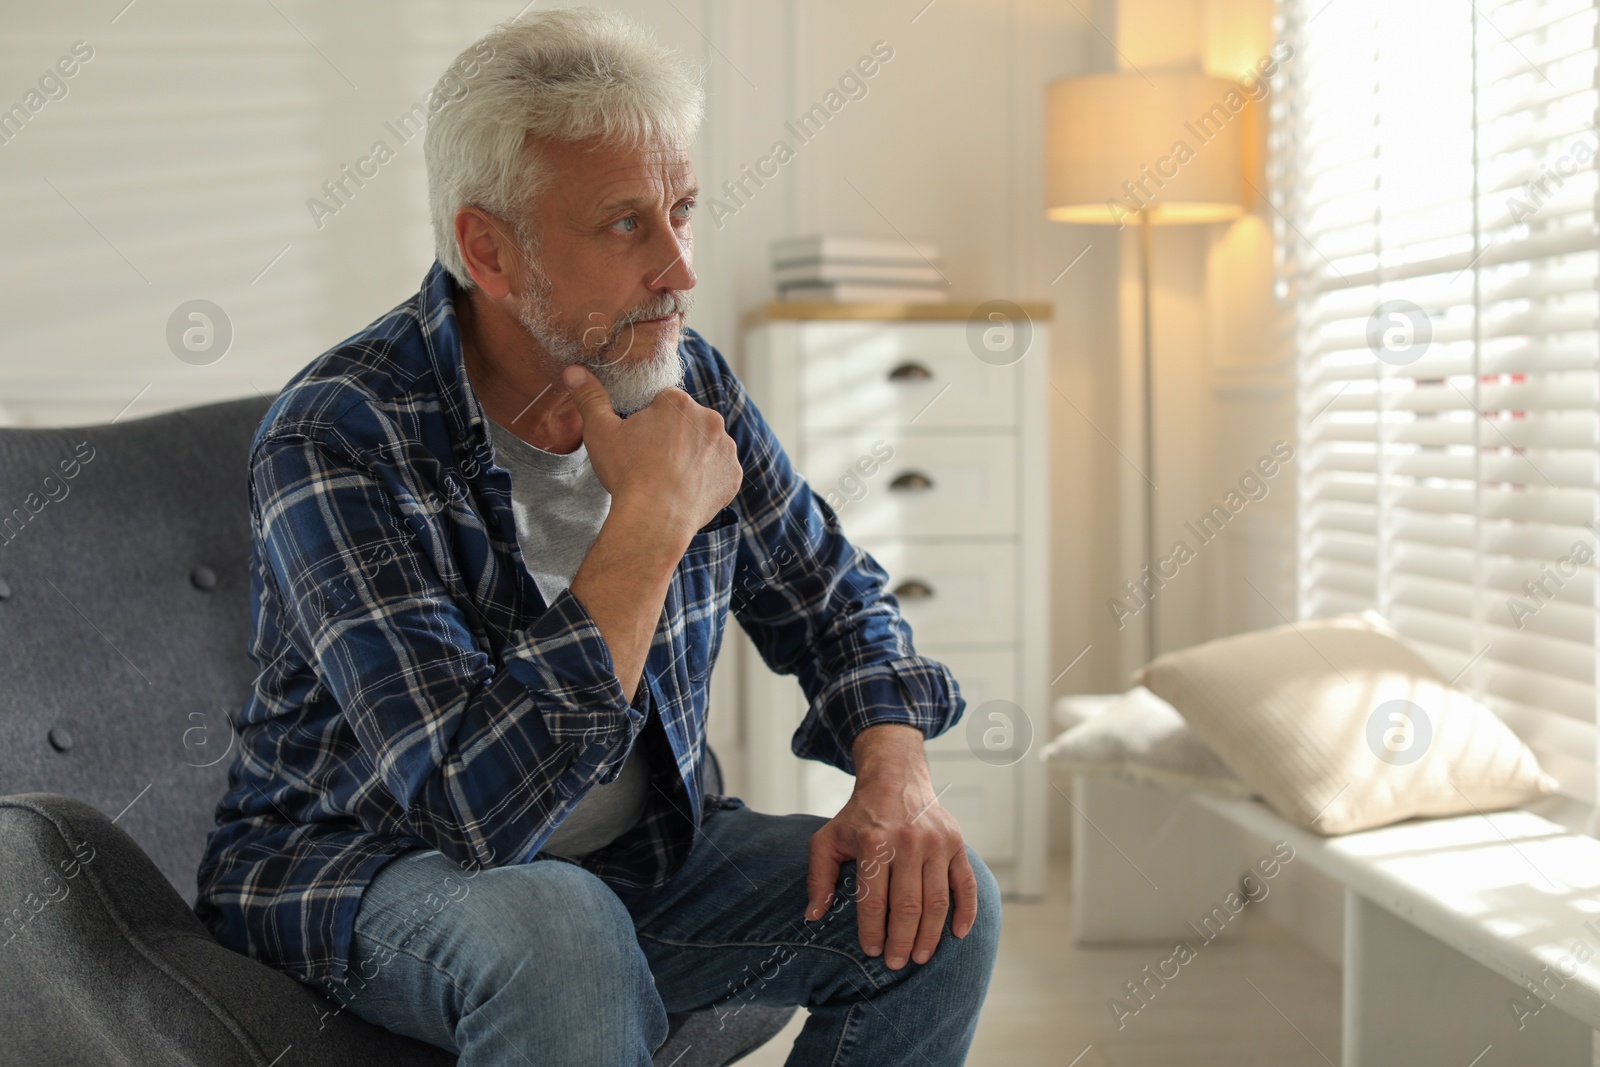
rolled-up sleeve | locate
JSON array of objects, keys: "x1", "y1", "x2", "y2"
[
  {"x1": 250, "y1": 429, "x2": 645, "y2": 869},
  {"x1": 703, "y1": 346, "x2": 965, "y2": 776}
]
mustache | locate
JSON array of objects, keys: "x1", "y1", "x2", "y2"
[
  {"x1": 617, "y1": 292, "x2": 692, "y2": 328},
  {"x1": 575, "y1": 292, "x2": 693, "y2": 366}
]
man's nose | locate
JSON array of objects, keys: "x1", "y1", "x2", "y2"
[{"x1": 647, "y1": 232, "x2": 696, "y2": 292}]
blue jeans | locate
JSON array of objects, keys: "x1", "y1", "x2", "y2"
[{"x1": 313, "y1": 803, "x2": 1002, "y2": 1065}]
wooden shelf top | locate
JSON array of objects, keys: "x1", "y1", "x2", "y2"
[{"x1": 743, "y1": 299, "x2": 1054, "y2": 329}]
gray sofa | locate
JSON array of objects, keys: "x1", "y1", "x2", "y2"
[{"x1": 0, "y1": 395, "x2": 794, "y2": 1066}]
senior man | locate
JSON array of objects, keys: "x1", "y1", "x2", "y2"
[{"x1": 195, "y1": 8, "x2": 999, "y2": 1066}]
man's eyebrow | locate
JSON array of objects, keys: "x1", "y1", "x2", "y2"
[{"x1": 592, "y1": 185, "x2": 701, "y2": 217}]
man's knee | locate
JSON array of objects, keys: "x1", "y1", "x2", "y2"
[
  {"x1": 462, "y1": 860, "x2": 668, "y2": 1050},
  {"x1": 502, "y1": 863, "x2": 635, "y2": 959},
  {"x1": 893, "y1": 846, "x2": 1000, "y2": 1009},
  {"x1": 838, "y1": 846, "x2": 1001, "y2": 973},
  {"x1": 958, "y1": 846, "x2": 1003, "y2": 963}
]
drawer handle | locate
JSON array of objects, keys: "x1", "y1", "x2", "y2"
[
  {"x1": 887, "y1": 361, "x2": 934, "y2": 382},
  {"x1": 889, "y1": 471, "x2": 935, "y2": 492},
  {"x1": 892, "y1": 579, "x2": 935, "y2": 601}
]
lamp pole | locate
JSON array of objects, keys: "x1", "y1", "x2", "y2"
[
  {"x1": 1138, "y1": 209, "x2": 1157, "y2": 664},
  {"x1": 1044, "y1": 72, "x2": 1249, "y2": 666}
]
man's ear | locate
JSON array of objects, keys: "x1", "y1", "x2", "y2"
[{"x1": 455, "y1": 205, "x2": 524, "y2": 300}]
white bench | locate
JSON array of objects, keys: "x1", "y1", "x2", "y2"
[{"x1": 1061, "y1": 693, "x2": 1600, "y2": 1066}]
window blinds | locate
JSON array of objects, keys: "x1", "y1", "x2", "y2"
[{"x1": 1272, "y1": 0, "x2": 1600, "y2": 800}]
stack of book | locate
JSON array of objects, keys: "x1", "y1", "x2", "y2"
[{"x1": 772, "y1": 234, "x2": 949, "y2": 303}]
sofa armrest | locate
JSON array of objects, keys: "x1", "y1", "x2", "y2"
[{"x1": 0, "y1": 793, "x2": 454, "y2": 1067}]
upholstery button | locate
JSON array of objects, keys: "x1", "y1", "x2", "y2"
[
  {"x1": 0, "y1": 573, "x2": 10, "y2": 600},
  {"x1": 48, "y1": 725, "x2": 73, "y2": 752},
  {"x1": 190, "y1": 566, "x2": 218, "y2": 591}
]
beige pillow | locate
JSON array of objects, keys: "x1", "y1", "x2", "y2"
[{"x1": 1135, "y1": 611, "x2": 1557, "y2": 835}]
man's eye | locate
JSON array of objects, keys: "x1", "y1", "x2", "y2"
[
  {"x1": 673, "y1": 199, "x2": 695, "y2": 220},
  {"x1": 612, "y1": 216, "x2": 638, "y2": 233}
]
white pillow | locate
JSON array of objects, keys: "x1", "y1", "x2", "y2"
[
  {"x1": 1135, "y1": 611, "x2": 1557, "y2": 835},
  {"x1": 1041, "y1": 687, "x2": 1255, "y2": 797}
]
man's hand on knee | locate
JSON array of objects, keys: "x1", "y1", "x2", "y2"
[{"x1": 804, "y1": 723, "x2": 982, "y2": 971}]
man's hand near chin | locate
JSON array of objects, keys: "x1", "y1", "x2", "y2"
[{"x1": 804, "y1": 723, "x2": 981, "y2": 971}]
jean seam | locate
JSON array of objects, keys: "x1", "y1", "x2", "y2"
[
  {"x1": 352, "y1": 927, "x2": 454, "y2": 978},
  {"x1": 332, "y1": 927, "x2": 464, "y2": 1016},
  {"x1": 827, "y1": 1001, "x2": 863, "y2": 1067},
  {"x1": 351, "y1": 880, "x2": 478, "y2": 965},
  {"x1": 634, "y1": 930, "x2": 885, "y2": 992}
]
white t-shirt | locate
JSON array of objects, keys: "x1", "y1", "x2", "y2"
[{"x1": 485, "y1": 414, "x2": 650, "y2": 861}]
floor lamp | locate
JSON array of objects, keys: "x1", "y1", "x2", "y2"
[{"x1": 1044, "y1": 71, "x2": 1247, "y2": 662}]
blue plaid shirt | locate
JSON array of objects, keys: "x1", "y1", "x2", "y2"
[{"x1": 193, "y1": 259, "x2": 965, "y2": 989}]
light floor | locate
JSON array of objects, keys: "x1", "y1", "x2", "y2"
[{"x1": 740, "y1": 852, "x2": 1342, "y2": 1067}]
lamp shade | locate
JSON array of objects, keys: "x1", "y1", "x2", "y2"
[{"x1": 1045, "y1": 71, "x2": 1247, "y2": 225}]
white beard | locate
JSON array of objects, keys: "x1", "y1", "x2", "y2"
[{"x1": 516, "y1": 256, "x2": 692, "y2": 416}]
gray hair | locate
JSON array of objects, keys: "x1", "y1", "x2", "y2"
[{"x1": 424, "y1": 7, "x2": 706, "y2": 290}]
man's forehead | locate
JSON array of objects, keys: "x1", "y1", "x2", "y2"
[{"x1": 554, "y1": 140, "x2": 696, "y2": 209}]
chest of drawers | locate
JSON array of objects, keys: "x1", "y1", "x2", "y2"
[{"x1": 736, "y1": 303, "x2": 1051, "y2": 897}]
